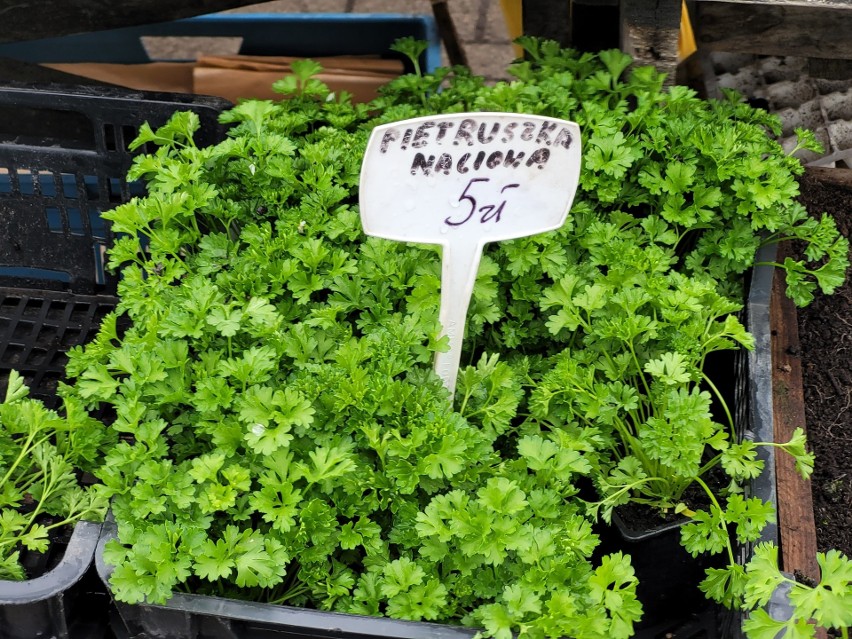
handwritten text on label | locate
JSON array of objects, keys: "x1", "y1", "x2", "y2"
[
  {"x1": 444, "y1": 178, "x2": 519, "y2": 227},
  {"x1": 378, "y1": 116, "x2": 574, "y2": 176},
  {"x1": 360, "y1": 113, "x2": 581, "y2": 244}
]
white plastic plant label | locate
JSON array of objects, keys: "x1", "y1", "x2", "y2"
[{"x1": 360, "y1": 112, "x2": 582, "y2": 395}]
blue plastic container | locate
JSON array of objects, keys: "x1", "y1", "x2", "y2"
[{"x1": 0, "y1": 13, "x2": 442, "y2": 74}]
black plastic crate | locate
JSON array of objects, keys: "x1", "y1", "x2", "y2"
[
  {"x1": 0, "y1": 83, "x2": 228, "y2": 294},
  {"x1": 0, "y1": 288, "x2": 118, "y2": 405},
  {"x1": 0, "y1": 83, "x2": 230, "y2": 405}
]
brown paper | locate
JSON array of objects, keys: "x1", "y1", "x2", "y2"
[
  {"x1": 195, "y1": 54, "x2": 403, "y2": 76},
  {"x1": 193, "y1": 55, "x2": 403, "y2": 103},
  {"x1": 42, "y1": 55, "x2": 404, "y2": 103}
]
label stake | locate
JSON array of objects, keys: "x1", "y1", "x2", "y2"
[{"x1": 360, "y1": 112, "x2": 581, "y2": 395}]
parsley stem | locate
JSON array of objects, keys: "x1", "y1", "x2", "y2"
[
  {"x1": 696, "y1": 453, "x2": 722, "y2": 479},
  {"x1": 269, "y1": 582, "x2": 310, "y2": 605},
  {"x1": 694, "y1": 476, "x2": 735, "y2": 566},
  {"x1": 457, "y1": 386, "x2": 473, "y2": 416},
  {"x1": 591, "y1": 476, "x2": 662, "y2": 517},
  {"x1": 627, "y1": 342, "x2": 652, "y2": 399},
  {"x1": 21, "y1": 475, "x2": 55, "y2": 536},
  {"x1": 0, "y1": 429, "x2": 40, "y2": 491},
  {"x1": 148, "y1": 134, "x2": 189, "y2": 150},
  {"x1": 700, "y1": 372, "x2": 735, "y2": 440},
  {"x1": 754, "y1": 260, "x2": 815, "y2": 279}
]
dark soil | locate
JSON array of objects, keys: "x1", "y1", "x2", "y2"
[
  {"x1": 18, "y1": 515, "x2": 74, "y2": 579},
  {"x1": 795, "y1": 173, "x2": 852, "y2": 557}
]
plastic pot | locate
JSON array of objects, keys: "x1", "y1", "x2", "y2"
[{"x1": 0, "y1": 520, "x2": 102, "y2": 639}]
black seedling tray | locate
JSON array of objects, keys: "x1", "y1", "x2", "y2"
[{"x1": 0, "y1": 521, "x2": 103, "y2": 639}]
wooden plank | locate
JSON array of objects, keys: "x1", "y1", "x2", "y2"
[
  {"x1": 694, "y1": 0, "x2": 852, "y2": 60},
  {"x1": 805, "y1": 167, "x2": 852, "y2": 191},
  {"x1": 620, "y1": 0, "x2": 682, "y2": 82},
  {"x1": 700, "y1": 0, "x2": 851, "y2": 6},
  {"x1": 0, "y1": 0, "x2": 259, "y2": 44},
  {"x1": 771, "y1": 243, "x2": 822, "y2": 586},
  {"x1": 522, "y1": 0, "x2": 572, "y2": 47}
]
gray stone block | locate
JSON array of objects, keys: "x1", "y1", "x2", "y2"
[
  {"x1": 827, "y1": 119, "x2": 852, "y2": 153},
  {"x1": 776, "y1": 99, "x2": 824, "y2": 138},
  {"x1": 717, "y1": 68, "x2": 763, "y2": 97},
  {"x1": 821, "y1": 90, "x2": 852, "y2": 121},
  {"x1": 757, "y1": 57, "x2": 807, "y2": 84},
  {"x1": 761, "y1": 79, "x2": 818, "y2": 110}
]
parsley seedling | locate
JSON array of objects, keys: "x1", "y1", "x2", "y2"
[{"x1": 0, "y1": 372, "x2": 109, "y2": 579}]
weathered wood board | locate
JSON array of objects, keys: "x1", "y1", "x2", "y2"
[
  {"x1": 806, "y1": 167, "x2": 852, "y2": 189},
  {"x1": 694, "y1": 0, "x2": 852, "y2": 60},
  {"x1": 620, "y1": 0, "x2": 681, "y2": 81},
  {"x1": 771, "y1": 243, "x2": 822, "y2": 586}
]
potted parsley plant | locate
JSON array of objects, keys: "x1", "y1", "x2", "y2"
[{"x1": 66, "y1": 41, "x2": 850, "y2": 638}]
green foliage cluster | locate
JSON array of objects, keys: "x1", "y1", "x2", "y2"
[
  {"x1": 0, "y1": 371, "x2": 109, "y2": 579},
  {"x1": 54, "y1": 40, "x2": 850, "y2": 637}
]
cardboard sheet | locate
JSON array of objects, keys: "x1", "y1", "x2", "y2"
[{"x1": 44, "y1": 55, "x2": 404, "y2": 103}]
